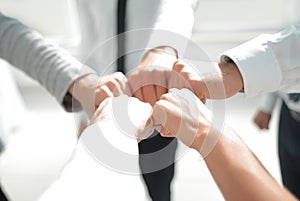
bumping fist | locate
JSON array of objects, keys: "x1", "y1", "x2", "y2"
[
  {"x1": 128, "y1": 47, "x2": 177, "y2": 106},
  {"x1": 94, "y1": 72, "x2": 130, "y2": 110},
  {"x1": 91, "y1": 95, "x2": 154, "y2": 141},
  {"x1": 151, "y1": 88, "x2": 213, "y2": 153}
]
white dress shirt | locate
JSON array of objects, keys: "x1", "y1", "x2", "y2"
[
  {"x1": 0, "y1": 61, "x2": 27, "y2": 150},
  {"x1": 76, "y1": 0, "x2": 199, "y2": 75},
  {"x1": 258, "y1": 91, "x2": 300, "y2": 115},
  {"x1": 221, "y1": 24, "x2": 300, "y2": 97}
]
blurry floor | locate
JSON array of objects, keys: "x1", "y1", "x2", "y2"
[{"x1": 0, "y1": 85, "x2": 282, "y2": 201}]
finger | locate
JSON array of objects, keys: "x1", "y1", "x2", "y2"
[
  {"x1": 94, "y1": 85, "x2": 113, "y2": 107},
  {"x1": 112, "y1": 72, "x2": 128, "y2": 94},
  {"x1": 168, "y1": 70, "x2": 186, "y2": 90},
  {"x1": 172, "y1": 60, "x2": 185, "y2": 73},
  {"x1": 160, "y1": 91, "x2": 180, "y2": 107},
  {"x1": 106, "y1": 79, "x2": 122, "y2": 96},
  {"x1": 160, "y1": 127, "x2": 174, "y2": 137},
  {"x1": 137, "y1": 118, "x2": 154, "y2": 142},
  {"x1": 153, "y1": 69, "x2": 168, "y2": 99},
  {"x1": 142, "y1": 85, "x2": 157, "y2": 105},
  {"x1": 132, "y1": 89, "x2": 143, "y2": 102},
  {"x1": 155, "y1": 85, "x2": 168, "y2": 100},
  {"x1": 127, "y1": 73, "x2": 142, "y2": 96},
  {"x1": 91, "y1": 97, "x2": 113, "y2": 123},
  {"x1": 152, "y1": 101, "x2": 168, "y2": 127},
  {"x1": 152, "y1": 100, "x2": 180, "y2": 135}
]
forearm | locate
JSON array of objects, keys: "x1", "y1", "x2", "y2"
[
  {"x1": 203, "y1": 127, "x2": 297, "y2": 201},
  {"x1": 0, "y1": 13, "x2": 94, "y2": 109},
  {"x1": 153, "y1": 0, "x2": 198, "y2": 38},
  {"x1": 221, "y1": 24, "x2": 300, "y2": 95},
  {"x1": 191, "y1": 61, "x2": 244, "y2": 100},
  {"x1": 68, "y1": 74, "x2": 98, "y2": 104},
  {"x1": 258, "y1": 92, "x2": 278, "y2": 114},
  {"x1": 145, "y1": 0, "x2": 198, "y2": 56}
]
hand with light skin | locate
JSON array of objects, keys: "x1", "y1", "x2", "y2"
[
  {"x1": 151, "y1": 88, "x2": 211, "y2": 152},
  {"x1": 152, "y1": 88, "x2": 297, "y2": 201},
  {"x1": 171, "y1": 60, "x2": 244, "y2": 102},
  {"x1": 90, "y1": 95, "x2": 153, "y2": 142},
  {"x1": 253, "y1": 110, "x2": 271, "y2": 130},
  {"x1": 128, "y1": 46, "x2": 178, "y2": 106},
  {"x1": 68, "y1": 72, "x2": 129, "y2": 120}
]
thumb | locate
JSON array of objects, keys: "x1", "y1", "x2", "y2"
[
  {"x1": 152, "y1": 102, "x2": 168, "y2": 130},
  {"x1": 172, "y1": 60, "x2": 185, "y2": 73}
]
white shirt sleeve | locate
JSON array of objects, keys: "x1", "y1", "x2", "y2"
[
  {"x1": 221, "y1": 24, "x2": 300, "y2": 96},
  {"x1": 257, "y1": 92, "x2": 278, "y2": 114},
  {"x1": 0, "y1": 13, "x2": 95, "y2": 111},
  {"x1": 38, "y1": 123, "x2": 146, "y2": 201},
  {"x1": 146, "y1": 0, "x2": 199, "y2": 54}
]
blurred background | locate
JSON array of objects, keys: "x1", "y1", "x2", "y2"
[{"x1": 0, "y1": 0, "x2": 299, "y2": 200}]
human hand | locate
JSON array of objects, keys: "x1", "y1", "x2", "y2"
[
  {"x1": 253, "y1": 110, "x2": 271, "y2": 130},
  {"x1": 171, "y1": 60, "x2": 244, "y2": 102},
  {"x1": 90, "y1": 95, "x2": 154, "y2": 141},
  {"x1": 69, "y1": 72, "x2": 129, "y2": 119},
  {"x1": 128, "y1": 46, "x2": 177, "y2": 106},
  {"x1": 151, "y1": 88, "x2": 218, "y2": 155}
]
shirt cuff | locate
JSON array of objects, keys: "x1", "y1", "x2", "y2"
[
  {"x1": 258, "y1": 92, "x2": 278, "y2": 114},
  {"x1": 220, "y1": 35, "x2": 282, "y2": 97},
  {"x1": 60, "y1": 65, "x2": 97, "y2": 112}
]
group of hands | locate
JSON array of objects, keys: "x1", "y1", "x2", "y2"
[{"x1": 71, "y1": 48, "x2": 242, "y2": 154}]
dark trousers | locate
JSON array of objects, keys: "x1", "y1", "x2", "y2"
[
  {"x1": 278, "y1": 102, "x2": 300, "y2": 199},
  {"x1": 0, "y1": 186, "x2": 8, "y2": 201},
  {"x1": 139, "y1": 130, "x2": 177, "y2": 201}
]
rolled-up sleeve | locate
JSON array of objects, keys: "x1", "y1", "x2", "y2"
[
  {"x1": 0, "y1": 13, "x2": 95, "y2": 111},
  {"x1": 221, "y1": 24, "x2": 300, "y2": 96}
]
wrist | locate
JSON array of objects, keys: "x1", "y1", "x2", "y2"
[
  {"x1": 141, "y1": 46, "x2": 178, "y2": 68},
  {"x1": 195, "y1": 126, "x2": 221, "y2": 157},
  {"x1": 69, "y1": 74, "x2": 99, "y2": 107},
  {"x1": 218, "y1": 61, "x2": 244, "y2": 98},
  {"x1": 143, "y1": 46, "x2": 178, "y2": 60}
]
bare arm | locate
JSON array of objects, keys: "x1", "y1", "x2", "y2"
[{"x1": 152, "y1": 88, "x2": 297, "y2": 201}]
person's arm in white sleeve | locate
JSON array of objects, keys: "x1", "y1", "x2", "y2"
[
  {"x1": 170, "y1": 25, "x2": 300, "y2": 101},
  {"x1": 253, "y1": 92, "x2": 278, "y2": 130},
  {"x1": 154, "y1": 0, "x2": 199, "y2": 38},
  {"x1": 221, "y1": 24, "x2": 300, "y2": 96},
  {"x1": 38, "y1": 95, "x2": 153, "y2": 201},
  {"x1": 128, "y1": 0, "x2": 199, "y2": 105},
  {"x1": 258, "y1": 92, "x2": 278, "y2": 114},
  {"x1": 146, "y1": 0, "x2": 199, "y2": 52}
]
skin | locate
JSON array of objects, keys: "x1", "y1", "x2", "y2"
[
  {"x1": 128, "y1": 47, "x2": 178, "y2": 106},
  {"x1": 68, "y1": 72, "x2": 129, "y2": 120},
  {"x1": 253, "y1": 111, "x2": 272, "y2": 130},
  {"x1": 172, "y1": 60, "x2": 244, "y2": 101},
  {"x1": 69, "y1": 54, "x2": 297, "y2": 199},
  {"x1": 151, "y1": 88, "x2": 297, "y2": 201}
]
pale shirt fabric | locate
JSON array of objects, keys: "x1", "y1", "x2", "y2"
[
  {"x1": 76, "y1": 0, "x2": 199, "y2": 75},
  {"x1": 38, "y1": 124, "x2": 146, "y2": 201},
  {"x1": 39, "y1": 1, "x2": 199, "y2": 197},
  {"x1": 39, "y1": 95, "x2": 153, "y2": 201},
  {"x1": 258, "y1": 92, "x2": 300, "y2": 114},
  {"x1": 221, "y1": 24, "x2": 300, "y2": 97},
  {"x1": 0, "y1": 60, "x2": 27, "y2": 150}
]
